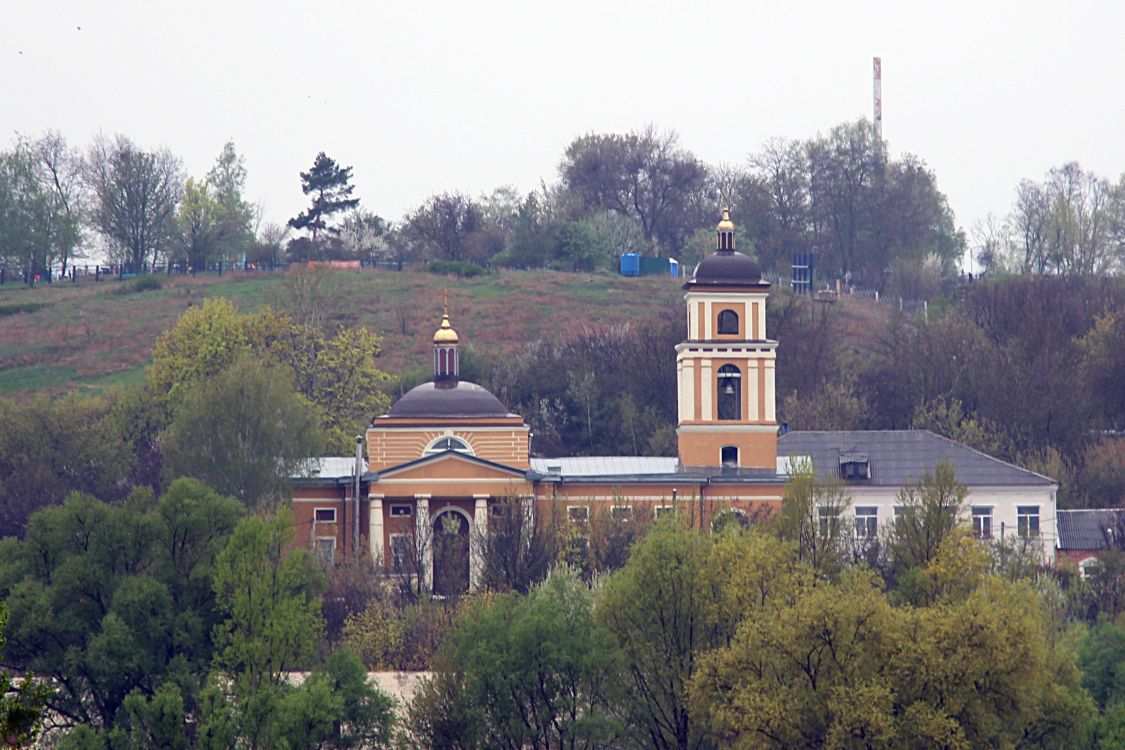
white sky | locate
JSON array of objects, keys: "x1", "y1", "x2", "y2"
[{"x1": 4, "y1": 0, "x2": 1124, "y2": 242}]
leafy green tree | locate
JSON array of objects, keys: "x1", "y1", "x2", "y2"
[
  {"x1": 405, "y1": 569, "x2": 624, "y2": 750},
  {"x1": 887, "y1": 460, "x2": 968, "y2": 577},
  {"x1": 148, "y1": 297, "x2": 251, "y2": 405},
  {"x1": 163, "y1": 355, "x2": 325, "y2": 508},
  {"x1": 1078, "y1": 620, "x2": 1125, "y2": 710},
  {"x1": 0, "y1": 480, "x2": 242, "y2": 732},
  {"x1": 0, "y1": 604, "x2": 50, "y2": 749},
  {"x1": 598, "y1": 520, "x2": 716, "y2": 750},
  {"x1": 176, "y1": 177, "x2": 223, "y2": 271},
  {"x1": 0, "y1": 141, "x2": 52, "y2": 277},
  {"x1": 405, "y1": 191, "x2": 488, "y2": 263},
  {"x1": 0, "y1": 392, "x2": 131, "y2": 537},
  {"x1": 288, "y1": 152, "x2": 360, "y2": 245},
  {"x1": 205, "y1": 141, "x2": 255, "y2": 260},
  {"x1": 689, "y1": 532, "x2": 1093, "y2": 749},
  {"x1": 561, "y1": 126, "x2": 709, "y2": 255},
  {"x1": 210, "y1": 509, "x2": 326, "y2": 748},
  {"x1": 775, "y1": 457, "x2": 851, "y2": 574}
]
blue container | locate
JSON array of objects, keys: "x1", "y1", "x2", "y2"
[
  {"x1": 668, "y1": 259, "x2": 680, "y2": 277},
  {"x1": 619, "y1": 252, "x2": 640, "y2": 276}
]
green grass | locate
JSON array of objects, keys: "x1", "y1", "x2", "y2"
[{"x1": 0, "y1": 267, "x2": 884, "y2": 400}]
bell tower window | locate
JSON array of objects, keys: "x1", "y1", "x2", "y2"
[
  {"x1": 717, "y1": 310, "x2": 739, "y2": 335},
  {"x1": 716, "y1": 365, "x2": 741, "y2": 420},
  {"x1": 721, "y1": 445, "x2": 739, "y2": 467}
]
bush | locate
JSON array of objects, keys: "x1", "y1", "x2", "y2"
[
  {"x1": 113, "y1": 275, "x2": 162, "y2": 294},
  {"x1": 425, "y1": 260, "x2": 484, "y2": 278}
]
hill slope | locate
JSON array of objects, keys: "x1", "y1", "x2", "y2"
[{"x1": 0, "y1": 269, "x2": 695, "y2": 396}]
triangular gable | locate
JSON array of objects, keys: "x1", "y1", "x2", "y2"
[{"x1": 374, "y1": 450, "x2": 528, "y2": 482}]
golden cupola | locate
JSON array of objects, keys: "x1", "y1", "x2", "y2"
[{"x1": 433, "y1": 308, "x2": 459, "y2": 381}]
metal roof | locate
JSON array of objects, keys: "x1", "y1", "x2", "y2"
[
  {"x1": 291, "y1": 457, "x2": 366, "y2": 480},
  {"x1": 777, "y1": 430, "x2": 1055, "y2": 487},
  {"x1": 530, "y1": 456, "x2": 680, "y2": 477},
  {"x1": 1057, "y1": 509, "x2": 1125, "y2": 551}
]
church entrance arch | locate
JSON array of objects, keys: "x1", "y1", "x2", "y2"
[{"x1": 432, "y1": 507, "x2": 471, "y2": 596}]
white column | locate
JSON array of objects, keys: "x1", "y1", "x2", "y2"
[
  {"x1": 764, "y1": 360, "x2": 776, "y2": 422},
  {"x1": 748, "y1": 362, "x2": 760, "y2": 421},
  {"x1": 369, "y1": 495, "x2": 384, "y2": 568},
  {"x1": 757, "y1": 297, "x2": 767, "y2": 340},
  {"x1": 700, "y1": 361, "x2": 713, "y2": 422},
  {"x1": 472, "y1": 496, "x2": 489, "y2": 591},
  {"x1": 704, "y1": 300, "x2": 713, "y2": 339},
  {"x1": 415, "y1": 496, "x2": 431, "y2": 592}
]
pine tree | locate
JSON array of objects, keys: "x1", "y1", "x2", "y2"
[{"x1": 288, "y1": 152, "x2": 360, "y2": 244}]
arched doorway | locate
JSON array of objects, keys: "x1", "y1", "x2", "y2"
[{"x1": 432, "y1": 509, "x2": 470, "y2": 596}]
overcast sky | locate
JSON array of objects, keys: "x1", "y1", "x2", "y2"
[{"x1": 4, "y1": 0, "x2": 1124, "y2": 246}]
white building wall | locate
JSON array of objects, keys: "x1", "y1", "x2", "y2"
[{"x1": 837, "y1": 485, "x2": 1057, "y2": 561}]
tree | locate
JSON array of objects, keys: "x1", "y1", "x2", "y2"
[
  {"x1": 175, "y1": 177, "x2": 223, "y2": 270},
  {"x1": 597, "y1": 520, "x2": 716, "y2": 750},
  {"x1": 148, "y1": 297, "x2": 251, "y2": 405},
  {"x1": 210, "y1": 509, "x2": 327, "y2": 748},
  {"x1": 0, "y1": 480, "x2": 242, "y2": 733},
  {"x1": 85, "y1": 134, "x2": 183, "y2": 272},
  {"x1": 405, "y1": 191, "x2": 487, "y2": 263},
  {"x1": 775, "y1": 457, "x2": 851, "y2": 574},
  {"x1": 30, "y1": 131, "x2": 86, "y2": 277},
  {"x1": 688, "y1": 532, "x2": 1093, "y2": 749},
  {"x1": 0, "y1": 392, "x2": 131, "y2": 537},
  {"x1": 0, "y1": 604, "x2": 50, "y2": 749},
  {"x1": 288, "y1": 152, "x2": 359, "y2": 245},
  {"x1": 887, "y1": 460, "x2": 968, "y2": 576},
  {"x1": 339, "y1": 209, "x2": 390, "y2": 263},
  {"x1": 405, "y1": 570, "x2": 624, "y2": 750},
  {"x1": 205, "y1": 141, "x2": 255, "y2": 260},
  {"x1": 561, "y1": 126, "x2": 709, "y2": 255},
  {"x1": 163, "y1": 356, "x2": 325, "y2": 508},
  {"x1": 476, "y1": 495, "x2": 558, "y2": 594},
  {"x1": 0, "y1": 141, "x2": 52, "y2": 278}
]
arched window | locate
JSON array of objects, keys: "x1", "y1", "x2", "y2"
[
  {"x1": 717, "y1": 309, "x2": 739, "y2": 335},
  {"x1": 716, "y1": 365, "x2": 741, "y2": 420},
  {"x1": 424, "y1": 436, "x2": 473, "y2": 456}
]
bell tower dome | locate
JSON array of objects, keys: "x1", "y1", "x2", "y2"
[
  {"x1": 676, "y1": 207, "x2": 778, "y2": 469},
  {"x1": 433, "y1": 302, "x2": 459, "y2": 381}
]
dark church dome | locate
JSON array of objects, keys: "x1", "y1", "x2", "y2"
[
  {"x1": 691, "y1": 251, "x2": 763, "y2": 286},
  {"x1": 387, "y1": 380, "x2": 514, "y2": 419}
]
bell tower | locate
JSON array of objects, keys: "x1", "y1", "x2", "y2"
[{"x1": 676, "y1": 208, "x2": 778, "y2": 469}]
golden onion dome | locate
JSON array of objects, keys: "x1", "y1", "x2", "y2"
[
  {"x1": 433, "y1": 313, "x2": 459, "y2": 344},
  {"x1": 716, "y1": 208, "x2": 735, "y2": 233}
]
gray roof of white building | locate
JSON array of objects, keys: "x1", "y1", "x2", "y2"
[{"x1": 777, "y1": 430, "x2": 1055, "y2": 487}]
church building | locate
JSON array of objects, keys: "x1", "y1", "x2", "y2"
[{"x1": 291, "y1": 210, "x2": 1058, "y2": 593}]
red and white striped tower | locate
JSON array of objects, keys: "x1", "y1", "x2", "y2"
[{"x1": 873, "y1": 57, "x2": 883, "y2": 140}]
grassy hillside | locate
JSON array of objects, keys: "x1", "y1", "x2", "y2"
[
  {"x1": 0, "y1": 269, "x2": 690, "y2": 396},
  {"x1": 0, "y1": 267, "x2": 895, "y2": 399}
]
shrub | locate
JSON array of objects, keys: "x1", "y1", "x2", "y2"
[{"x1": 425, "y1": 260, "x2": 484, "y2": 278}]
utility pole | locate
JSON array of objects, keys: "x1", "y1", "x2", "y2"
[
  {"x1": 873, "y1": 57, "x2": 883, "y2": 140},
  {"x1": 354, "y1": 435, "x2": 363, "y2": 558}
]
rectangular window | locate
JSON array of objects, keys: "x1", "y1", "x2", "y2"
[
  {"x1": 490, "y1": 502, "x2": 511, "y2": 518},
  {"x1": 1017, "y1": 506, "x2": 1040, "y2": 538},
  {"x1": 972, "y1": 507, "x2": 993, "y2": 539},
  {"x1": 314, "y1": 508, "x2": 336, "y2": 523},
  {"x1": 855, "y1": 507, "x2": 878, "y2": 539},
  {"x1": 389, "y1": 504, "x2": 412, "y2": 517},
  {"x1": 654, "y1": 505, "x2": 675, "y2": 519},
  {"x1": 568, "y1": 505, "x2": 590, "y2": 523},
  {"x1": 611, "y1": 506, "x2": 633, "y2": 523},
  {"x1": 389, "y1": 533, "x2": 412, "y2": 573},
  {"x1": 316, "y1": 537, "x2": 335, "y2": 568},
  {"x1": 818, "y1": 506, "x2": 840, "y2": 537}
]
